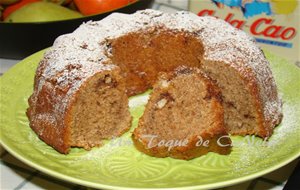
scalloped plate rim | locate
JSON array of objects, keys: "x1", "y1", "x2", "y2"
[{"x1": 1, "y1": 139, "x2": 300, "y2": 190}]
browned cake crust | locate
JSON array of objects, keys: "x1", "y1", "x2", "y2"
[
  {"x1": 132, "y1": 67, "x2": 231, "y2": 160},
  {"x1": 27, "y1": 9, "x2": 282, "y2": 154}
]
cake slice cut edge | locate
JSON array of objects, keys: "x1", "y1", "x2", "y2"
[{"x1": 132, "y1": 66, "x2": 232, "y2": 160}]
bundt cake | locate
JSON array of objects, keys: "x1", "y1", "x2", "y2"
[
  {"x1": 133, "y1": 66, "x2": 231, "y2": 160},
  {"x1": 27, "y1": 9, "x2": 282, "y2": 154}
]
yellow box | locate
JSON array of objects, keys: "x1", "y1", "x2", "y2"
[{"x1": 189, "y1": 0, "x2": 300, "y2": 64}]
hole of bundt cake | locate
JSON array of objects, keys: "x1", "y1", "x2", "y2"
[
  {"x1": 202, "y1": 60, "x2": 259, "y2": 135},
  {"x1": 110, "y1": 31, "x2": 204, "y2": 96},
  {"x1": 69, "y1": 72, "x2": 131, "y2": 149}
]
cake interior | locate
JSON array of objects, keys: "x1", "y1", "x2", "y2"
[
  {"x1": 68, "y1": 29, "x2": 262, "y2": 149},
  {"x1": 69, "y1": 72, "x2": 131, "y2": 149},
  {"x1": 111, "y1": 30, "x2": 260, "y2": 136},
  {"x1": 111, "y1": 30, "x2": 204, "y2": 96},
  {"x1": 136, "y1": 70, "x2": 223, "y2": 145},
  {"x1": 202, "y1": 61, "x2": 259, "y2": 135}
]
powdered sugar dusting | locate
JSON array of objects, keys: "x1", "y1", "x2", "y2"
[{"x1": 28, "y1": 9, "x2": 282, "y2": 151}]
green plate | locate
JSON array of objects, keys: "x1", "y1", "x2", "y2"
[{"x1": 1, "y1": 49, "x2": 300, "y2": 190}]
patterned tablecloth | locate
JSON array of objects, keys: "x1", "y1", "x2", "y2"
[{"x1": 0, "y1": 1, "x2": 299, "y2": 189}]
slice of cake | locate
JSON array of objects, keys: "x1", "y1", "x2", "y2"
[
  {"x1": 27, "y1": 66, "x2": 132, "y2": 153},
  {"x1": 132, "y1": 66, "x2": 231, "y2": 160}
]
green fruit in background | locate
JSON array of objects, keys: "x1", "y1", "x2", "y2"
[
  {"x1": 0, "y1": 0, "x2": 20, "y2": 5},
  {"x1": 44, "y1": 0, "x2": 69, "y2": 5},
  {"x1": 4, "y1": 2, "x2": 82, "y2": 23}
]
